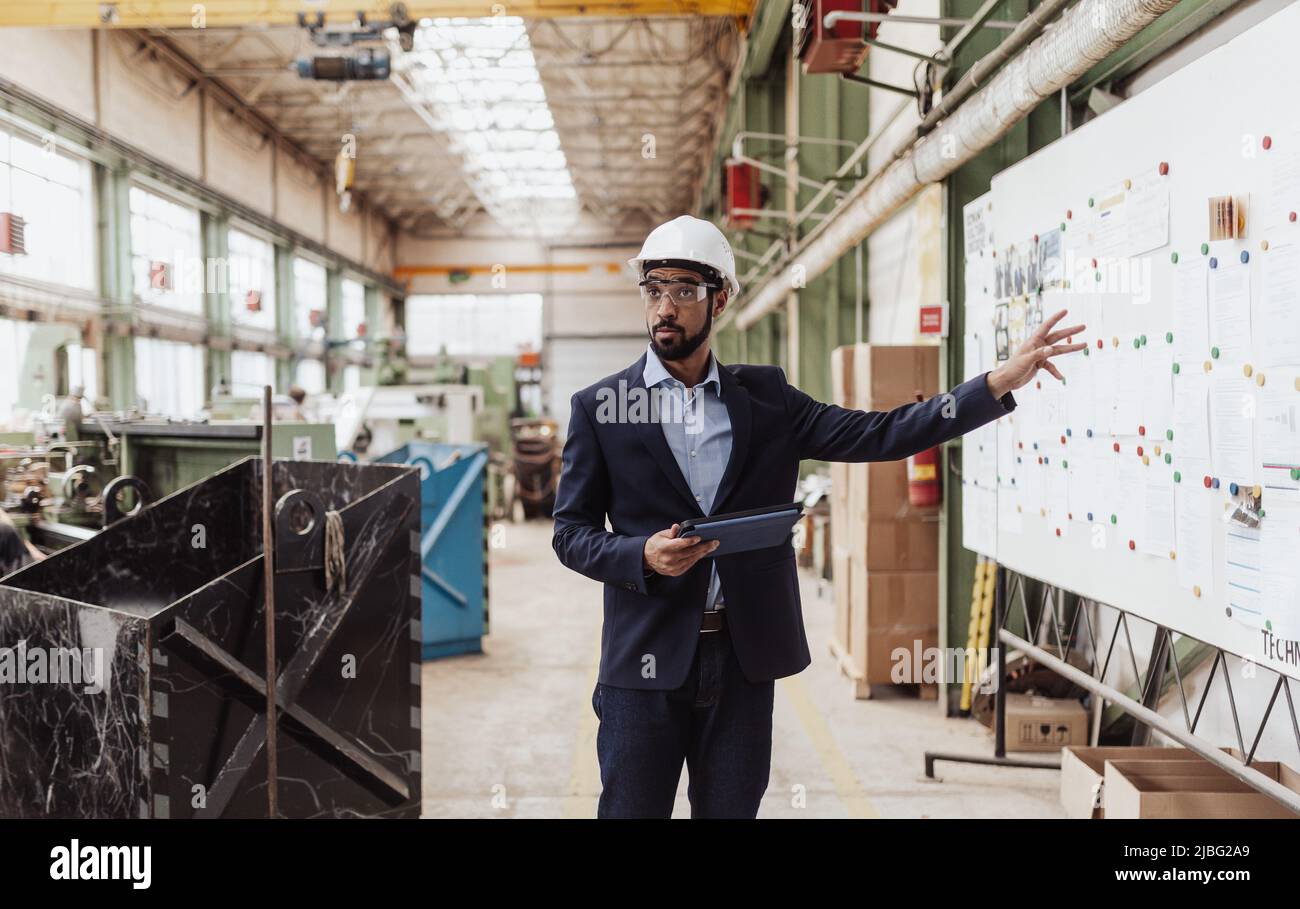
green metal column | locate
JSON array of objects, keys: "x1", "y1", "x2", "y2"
[
  {"x1": 275, "y1": 243, "x2": 295, "y2": 390},
  {"x1": 203, "y1": 211, "x2": 231, "y2": 395},
  {"x1": 326, "y1": 267, "x2": 343, "y2": 394},
  {"x1": 98, "y1": 165, "x2": 135, "y2": 410}
]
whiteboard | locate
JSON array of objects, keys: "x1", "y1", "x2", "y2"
[{"x1": 959, "y1": 3, "x2": 1300, "y2": 681}]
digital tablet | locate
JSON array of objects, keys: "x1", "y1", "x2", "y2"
[{"x1": 678, "y1": 502, "x2": 805, "y2": 557}]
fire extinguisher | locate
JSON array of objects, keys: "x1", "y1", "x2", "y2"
[{"x1": 907, "y1": 391, "x2": 943, "y2": 507}]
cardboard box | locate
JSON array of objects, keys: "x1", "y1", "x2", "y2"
[
  {"x1": 847, "y1": 567, "x2": 937, "y2": 684},
  {"x1": 1004, "y1": 694, "x2": 1088, "y2": 753},
  {"x1": 831, "y1": 546, "x2": 852, "y2": 655},
  {"x1": 851, "y1": 344, "x2": 939, "y2": 411},
  {"x1": 850, "y1": 514, "x2": 939, "y2": 572},
  {"x1": 1103, "y1": 758, "x2": 1300, "y2": 819},
  {"x1": 1060, "y1": 747, "x2": 1212, "y2": 819}
]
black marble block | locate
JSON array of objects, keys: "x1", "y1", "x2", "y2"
[{"x1": 0, "y1": 458, "x2": 422, "y2": 818}]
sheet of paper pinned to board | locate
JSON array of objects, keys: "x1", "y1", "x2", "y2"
[
  {"x1": 963, "y1": 486, "x2": 997, "y2": 557},
  {"x1": 1261, "y1": 493, "x2": 1300, "y2": 640},
  {"x1": 1209, "y1": 262, "x2": 1252, "y2": 364},
  {"x1": 1115, "y1": 454, "x2": 1148, "y2": 549},
  {"x1": 1113, "y1": 344, "x2": 1144, "y2": 435},
  {"x1": 1225, "y1": 523, "x2": 1265, "y2": 630},
  {"x1": 1141, "y1": 464, "x2": 1176, "y2": 559},
  {"x1": 1126, "y1": 169, "x2": 1171, "y2": 257},
  {"x1": 1088, "y1": 183, "x2": 1129, "y2": 260},
  {"x1": 1210, "y1": 375, "x2": 1257, "y2": 483},
  {"x1": 1259, "y1": 243, "x2": 1300, "y2": 367},
  {"x1": 1173, "y1": 372, "x2": 1212, "y2": 464},
  {"x1": 1266, "y1": 127, "x2": 1300, "y2": 230},
  {"x1": 1141, "y1": 341, "x2": 1175, "y2": 439},
  {"x1": 1174, "y1": 259, "x2": 1210, "y2": 364},
  {"x1": 1174, "y1": 485, "x2": 1213, "y2": 591},
  {"x1": 1258, "y1": 369, "x2": 1300, "y2": 493},
  {"x1": 1091, "y1": 345, "x2": 1119, "y2": 435}
]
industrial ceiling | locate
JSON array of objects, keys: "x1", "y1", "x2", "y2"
[{"x1": 149, "y1": 13, "x2": 743, "y2": 240}]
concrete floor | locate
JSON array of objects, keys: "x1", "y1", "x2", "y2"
[{"x1": 421, "y1": 519, "x2": 1067, "y2": 818}]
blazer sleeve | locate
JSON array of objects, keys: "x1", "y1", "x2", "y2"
[
  {"x1": 551, "y1": 393, "x2": 652, "y2": 593},
  {"x1": 785, "y1": 371, "x2": 1015, "y2": 463}
]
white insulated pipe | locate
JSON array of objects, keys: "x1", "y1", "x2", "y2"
[{"x1": 732, "y1": 0, "x2": 1183, "y2": 330}]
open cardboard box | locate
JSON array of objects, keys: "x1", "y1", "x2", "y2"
[
  {"x1": 1103, "y1": 758, "x2": 1300, "y2": 819},
  {"x1": 1063, "y1": 746, "x2": 1300, "y2": 819},
  {"x1": 1060, "y1": 747, "x2": 1211, "y2": 819}
]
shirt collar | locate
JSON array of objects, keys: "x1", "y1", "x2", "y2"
[{"x1": 643, "y1": 343, "x2": 721, "y2": 393}]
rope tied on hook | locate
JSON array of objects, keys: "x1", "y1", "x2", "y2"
[{"x1": 324, "y1": 510, "x2": 347, "y2": 593}]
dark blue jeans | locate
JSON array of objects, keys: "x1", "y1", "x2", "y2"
[{"x1": 591, "y1": 624, "x2": 775, "y2": 818}]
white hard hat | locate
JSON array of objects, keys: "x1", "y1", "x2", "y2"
[{"x1": 628, "y1": 215, "x2": 740, "y2": 296}]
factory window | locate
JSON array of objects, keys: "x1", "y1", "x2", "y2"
[
  {"x1": 60, "y1": 343, "x2": 99, "y2": 405},
  {"x1": 0, "y1": 318, "x2": 36, "y2": 426},
  {"x1": 294, "y1": 256, "x2": 327, "y2": 341},
  {"x1": 405, "y1": 293, "x2": 543, "y2": 357},
  {"x1": 343, "y1": 364, "x2": 361, "y2": 393},
  {"x1": 294, "y1": 358, "x2": 326, "y2": 395},
  {"x1": 230, "y1": 349, "x2": 276, "y2": 397},
  {"x1": 129, "y1": 185, "x2": 203, "y2": 313},
  {"x1": 227, "y1": 228, "x2": 277, "y2": 332},
  {"x1": 340, "y1": 277, "x2": 366, "y2": 344},
  {"x1": 133, "y1": 337, "x2": 204, "y2": 417},
  {"x1": 0, "y1": 127, "x2": 95, "y2": 290}
]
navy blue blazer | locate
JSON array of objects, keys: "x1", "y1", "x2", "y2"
[{"x1": 552, "y1": 354, "x2": 1014, "y2": 690}]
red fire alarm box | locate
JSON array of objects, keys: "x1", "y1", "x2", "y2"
[
  {"x1": 245, "y1": 289, "x2": 263, "y2": 312},
  {"x1": 724, "y1": 160, "x2": 762, "y2": 231},
  {"x1": 797, "y1": 0, "x2": 897, "y2": 75}
]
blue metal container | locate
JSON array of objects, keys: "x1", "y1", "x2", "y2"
[{"x1": 378, "y1": 441, "x2": 489, "y2": 660}]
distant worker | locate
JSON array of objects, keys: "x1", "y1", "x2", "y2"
[
  {"x1": 551, "y1": 214, "x2": 1086, "y2": 819},
  {"x1": 287, "y1": 385, "x2": 309, "y2": 421},
  {"x1": 57, "y1": 385, "x2": 85, "y2": 441},
  {"x1": 0, "y1": 508, "x2": 44, "y2": 577}
]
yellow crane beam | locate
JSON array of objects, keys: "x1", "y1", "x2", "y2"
[{"x1": 0, "y1": 0, "x2": 754, "y2": 28}]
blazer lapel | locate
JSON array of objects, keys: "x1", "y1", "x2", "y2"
[
  {"x1": 713, "y1": 363, "x2": 751, "y2": 511},
  {"x1": 629, "y1": 355, "x2": 704, "y2": 516}
]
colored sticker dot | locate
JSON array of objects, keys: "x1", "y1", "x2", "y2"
[
  {"x1": 1088, "y1": 197, "x2": 1095, "y2": 207},
  {"x1": 1110, "y1": 514, "x2": 1117, "y2": 524},
  {"x1": 1240, "y1": 250, "x2": 1250, "y2": 264},
  {"x1": 1210, "y1": 257, "x2": 1218, "y2": 269},
  {"x1": 1211, "y1": 347, "x2": 1220, "y2": 358},
  {"x1": 1174, "y1": 471, "x2": 1181, "y2": 483},
  {"x1": 1166, "y1": 429, "x2": 1173, "y2": 441},
  {"x1": 1170, "y1": 251, "x2": 1179, "y2": 264},
  {"x1": 1165, "y1": 331, "x2": 1173, "y2": 343},
  {"x1": 1172, "y1": 362, "x2": 1180, "y2": 374},
  {"x1": 1201, "y1": 243, "x2": 1209, "y2": 255},
  {"x1": 1164, "y1": 453, "x2": 1172, "y2": 464}
]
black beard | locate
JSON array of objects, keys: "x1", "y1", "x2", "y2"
[{"x1": 648, "y1": 304, "x2": 713, "y2": 362}]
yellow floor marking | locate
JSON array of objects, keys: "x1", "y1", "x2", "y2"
[
  {"x1": 563, "y1": 631, "x2": 603, "y2": 818},
  {"x1": 779, "y1": 674, "x2": 880, "y2": 818}
]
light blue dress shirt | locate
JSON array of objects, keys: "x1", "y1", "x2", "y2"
[{"x1": 642, "y1": 344, "x2": 733, "y2": 612}]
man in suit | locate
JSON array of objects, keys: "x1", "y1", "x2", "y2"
[{"x1": 552, "y1": 215, "x2": 1084, "y2": 818}]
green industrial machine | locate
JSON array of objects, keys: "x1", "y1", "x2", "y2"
[{"x1": 76, "y1": 420, "x2": 337, "y2": 500}]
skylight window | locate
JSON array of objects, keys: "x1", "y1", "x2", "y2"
[{"x1": 397, "y1": 17, "x2": 579, "y2": 235}]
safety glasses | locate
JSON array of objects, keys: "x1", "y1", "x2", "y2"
[{"x1": 639, "y1": 280, "x2": 719, "y2": 307}]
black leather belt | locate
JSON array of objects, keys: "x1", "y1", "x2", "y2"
[{"x1": 700, "y1": 610, "x2": 726, "y2": 634}]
